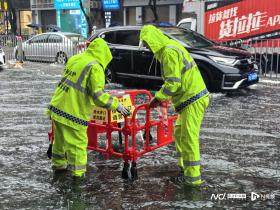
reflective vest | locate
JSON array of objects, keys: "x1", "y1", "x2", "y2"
[
  {"x1": 48, "y1": 48, "x2": 118, "y2": 129},
  {"x1": 140, "y1": 25, "x2": 209, "y2": 112}
]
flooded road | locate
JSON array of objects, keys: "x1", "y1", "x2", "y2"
[{"x1": 0, "y1": 63, "x2": 279, "y2": 209}]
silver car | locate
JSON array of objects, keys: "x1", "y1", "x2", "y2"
[{"x1": 14, "y1": 32, "x2": 86, "y2": 64}]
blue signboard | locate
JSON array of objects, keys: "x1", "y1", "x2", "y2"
[
  {"x1": 102, "y1": 0, "x2": 120, "y2": 11},
  {"x1": 54, "y1": 0, "x2": 81, "y2": 9},
  {"x1": 80, "y1": 10, "x2": 88, "y2": 38}
]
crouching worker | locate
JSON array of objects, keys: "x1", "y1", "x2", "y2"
[
  {"x1": 139, "y1": 25, "x2": 209, "y2": 186},
  {"x1": 47, "y1": 38, "x2": 129, "y2": 179}
]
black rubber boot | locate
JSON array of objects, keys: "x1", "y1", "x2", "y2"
[
  {"x1": 143, "y1": 131, "x2": 153, "y2": 142},
  {"x1": 47, "y1": 144, "x2": 52, "y2": 159},
  {"x1": 122, "y1": 162, "x2": 130, "y2": 179},
  {"x1": 130, "y1": 161, "x2": 138, "y2": 180}
]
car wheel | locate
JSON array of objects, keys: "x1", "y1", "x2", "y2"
[
  {"x1": 200, "y1": 70, "x2": 213, "y2": 92},
  {"x1": 56, "y1": 52, "x2": 67, "y2": 64},
  {"x1": 105, "y1": 67, "x2": 115, "y2": 83}
]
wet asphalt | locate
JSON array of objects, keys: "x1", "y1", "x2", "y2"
[{"x1": 0, "y1": 62, "x2": 279, "y2": 210}]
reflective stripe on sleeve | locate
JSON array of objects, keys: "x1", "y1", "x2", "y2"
[
  {"x1": 165, "y1": 77, "x2": 181, "y2": 83},
  {"x1": 95, "y1": 90, "x2": 105, "y2": 97},
  {"x1": 181, "y1": 60, "x2": 196, "y2": 75},
  {"x1": 163, "y1": 87, "x2": 176, "y2": 96},
  {"x1": 103, "y1": 96, "x2": 113, "y2": 109},
  {"x1": 165, "y1": 45, "x2": 196, "y2": 75}
]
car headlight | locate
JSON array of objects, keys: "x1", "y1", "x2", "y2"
[{"x1": 209, "y1": 56, "x2": 237, "y2": 66}]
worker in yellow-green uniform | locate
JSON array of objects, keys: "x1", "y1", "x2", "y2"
[
  {"x1": 47, "y1": 38, "x2": 129, "y2": 178},
  {"x1": 140, "y1": 25, "x2": 209, "y2": 186}
]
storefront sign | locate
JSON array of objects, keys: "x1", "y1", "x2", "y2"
[
  {"x1": 204, "y1": 0, "x2": 280, "y2": 41},
  {"x1": 54, "y1": 0, "x2": 81, "y2": 9},
  {"x1": 102, "y1": 0, "x2": 120, "y2": 11},
  {"x1": 80, "y1": 11, "x2": 88, "y2": 37}
]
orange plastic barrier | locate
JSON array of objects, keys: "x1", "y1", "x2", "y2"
[{"x1": 48, "y1": 90, "x2": 177, "y2": 179}]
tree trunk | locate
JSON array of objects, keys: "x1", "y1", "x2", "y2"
[
  {"x1": 149, "y1": 0, "x2": 159, "y2": 23},
  {"x1": 7, "y1": 0, "x2": 17, "y2": 35},
  {"x1": 79, "y1": 0, "x2": 93, "y2": 36}
]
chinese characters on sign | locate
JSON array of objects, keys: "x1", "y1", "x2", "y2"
[
  {"x1": 80, "y1": 12, "x2": 88, "y2": 37},
  {"x1": 208, "y1": 7, "x2": 238, "y2": 24},
  {"x1": 219, "y1": 10, "x2": 267, "y2": 39},
  {"x1": 102, "y1": 0, "x2": 120, "y2": 11},
  {"x1": 91, "y1": 95, "x2": 134, "y2": 123},
  {"x1": 204, "y1": 0, "x2": 280, "y2": 41},
  {"x1": 54, "y1": 0, "x2": 80, "y2": 9}
]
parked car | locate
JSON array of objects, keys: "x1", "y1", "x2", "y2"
[
  {"x1": 14, "y1": 32, "x2": 86, "y2": 64},
  {"x1": 88, "y1": 26, "x2": 259, "y2": 92},
  {"x1": 0, "y1": 46, "x2": 5, "y2": 70}
]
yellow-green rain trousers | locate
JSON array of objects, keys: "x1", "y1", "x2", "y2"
[
  {"x1": 48, "y1": 38, "x2": 119, "y2": 177},
  {"x1": 52, "y1": 121, "x2": 88, "y2": 176},
  {"x1": 140, "y1": 25, "x2": 209, "y2": 185}
]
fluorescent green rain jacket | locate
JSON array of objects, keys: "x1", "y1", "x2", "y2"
[
  {"x1": 48, "y1": 38, "x2": 119, "y2": 129},
  {"x1": 140, "y1": 25, "x2": 208, "y2": 111}
]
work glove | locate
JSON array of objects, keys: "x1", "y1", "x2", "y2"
[
  {"x1": 117, "y1": 103, "x2": 130, "y2": 117},
  {"x1": 149, "y1": 97, "x2": 161, "y2": 108}
]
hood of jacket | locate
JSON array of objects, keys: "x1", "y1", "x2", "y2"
[
  {"x1": 140, "y1": 25, "x2": 170, "y2": 59},
  {"x1": 85, "y1": 38, "x2": 112, "y2": 70}
]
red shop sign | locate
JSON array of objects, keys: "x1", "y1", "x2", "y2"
[{"x1": 204, "y1": 0, "x2": 280, "y2": 41}]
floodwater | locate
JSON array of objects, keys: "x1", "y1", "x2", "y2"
[{"x1": 0, "y1": 63, "x2": 279, "y2": 209}]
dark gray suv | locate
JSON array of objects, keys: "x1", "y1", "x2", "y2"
[{"x1": 88, "y1": 26, "x2": 259, "y2": 92}]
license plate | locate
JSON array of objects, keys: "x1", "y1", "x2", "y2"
[{"x1": 248, "y1": 73, "x2": 258, "y2": 81}]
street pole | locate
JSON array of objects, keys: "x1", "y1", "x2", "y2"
[
  {"x1": 18, "y1": 10, "x2": 21, "y2": 35},
  {"x1": 5, "y1": 11, "x2": 8, "y2": 34}
]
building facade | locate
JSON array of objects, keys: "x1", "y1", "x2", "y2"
[
  {"x1": 30, "y1": 0, "x2": 57, "y2": 32},
  {"x1": 122, "y1": 0, "x2": 184, "y2": 26},
  {"x1": 0, "y1": 0, "x2": 8, "y2": 34}
]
